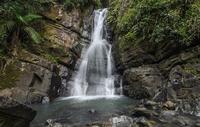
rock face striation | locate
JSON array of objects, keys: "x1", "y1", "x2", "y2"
[
  {"x1": 0, "y1": 3, "x2": 94, "y2": 104},
  {"x1": 108, "y1": 0, "x2": 200, "y2": 102},
  {"x1": 123, "y1": 66, "x2": 163, "y2": 99},
  {"x1": 107, "y1": 0, "x2": 200, "y2": 115}
]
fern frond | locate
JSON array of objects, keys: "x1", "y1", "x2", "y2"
[
  {"x1": 4, "y1": 21, "x2": 15, "y2": 32},
  {"x1": 22, "y1": 14, "x2": 42, "y2": 24},
  {"x1": 0, "y1": 20, "x2": 15, "y2": 43},
  {"x1": 24, "y1": 27, "x2": 43, "y2": 44}
]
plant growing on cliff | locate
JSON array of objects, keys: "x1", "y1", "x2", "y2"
[
  {"x1": 108, "y1": 0, "x2": 200, "y2": 51},
  {"x1": 59, "y1": 0, "x2": 101, "y2": 10},
  {"x1": 0, "y1": 0, "x2": 54, "y2": 56}
]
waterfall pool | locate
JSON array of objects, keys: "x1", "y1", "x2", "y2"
[
  {"x1": 30, "y1": 96, "x2": 138, "y2": 127},
  {"x1": 30, "y1": 9, "x2": 132, "y2": 127}
]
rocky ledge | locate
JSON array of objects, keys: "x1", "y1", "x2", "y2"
[
  {"x1": 0, "y1": 96, "x2": 36, "y2": 127},
  {"x1": 87, "y1": 100, "x2": 200, "y2": 127}
]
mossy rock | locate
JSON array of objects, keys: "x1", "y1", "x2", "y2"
[
  {"x1": 0, "y1": 61, "x2": 22, "y2": 90},
  {"x1": 183, "y1": 65, "x2": 200, "y2": 79}
]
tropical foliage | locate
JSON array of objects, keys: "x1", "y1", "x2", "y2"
[
  {"x1": 0, "y1": 0, "x2": 54, "y2": 56},
  {"x1": 108, "y1": 0, "x2": 200, "y2": 50},
  {"x1": 59, "y1": 0, "x2": 101, "y2": 10},
  {"x1": 0, "y1": 0, "x2": 102, "y2": 56}
]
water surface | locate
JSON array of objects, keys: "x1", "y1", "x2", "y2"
[{"x1": 31, "y1": 96, "x2": 137, "y2": 127}]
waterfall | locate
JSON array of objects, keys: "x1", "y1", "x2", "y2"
[{"x1": 70, "y1": 9, "x2": 115, "y2": 96}]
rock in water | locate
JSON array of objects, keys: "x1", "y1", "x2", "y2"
[
  {"x1": 0, "y1": 96, "x2": 36, "y2": 127},
  {"x1": 110, "y1": 115, "x2": 133, "y2": 127},
  {"x1": 88, "y1": 109, "x2": 96, "y2": 114},
  {"x1": 45, "y1": 119, "x2": 63, "y2": 127},
  {"x1": 42, "y1": 96, "x2": 50, "y2": 104}
]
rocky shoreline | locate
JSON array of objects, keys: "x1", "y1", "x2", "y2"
[{"x1": 39, "y1": 99, "x2": 200, "y2": 127}]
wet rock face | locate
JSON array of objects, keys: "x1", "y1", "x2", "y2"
[
  {"x1": 112, "y1": 35, "x2": 200, "y2": 102},
  {"x1": 48, "y1": 65, "x2": 63, "y2": 101},
  {"x1": 0, "y1": 96, "x2": 36, "y2": 127},
  {"x1": 123, "y1": 66, "x2": 163, "y2": 99}
]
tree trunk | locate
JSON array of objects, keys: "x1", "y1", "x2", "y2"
[{"x1": 8, "y1": 28, "x2": 20, "y2": 57}]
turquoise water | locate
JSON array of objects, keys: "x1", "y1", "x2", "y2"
[{"x1": 30, "y1": 96, "x2": 137, "y2": 127}]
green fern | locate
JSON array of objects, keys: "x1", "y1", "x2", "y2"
[
  {"x1": 23, "y1": 14, "x2": 42, "y2": 24},
  {"x1": 24, "y1": 27, "x2": 43, "y2": 44},
  {"x1": 0, "y1": 0, "x2": 47, "y2": 55}
]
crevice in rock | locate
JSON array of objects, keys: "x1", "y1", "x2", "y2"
[
  {"x1": 156, "y1": 41, "x2": 200, "y2": 64},
  {"x1": 29, "y1": 73, "x2": 43, "y2": 87},
  {"x1": 0, "y1": 111, "x2": 30, "y2": 122},
  {"x1": 41, "y1": 14, "x2": 91, "y2": 41},
  {"x1": 18, "y1": 59, "x2": 50, "y2": 71}
]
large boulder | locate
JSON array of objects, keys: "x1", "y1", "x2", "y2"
[
  {"x1": 0, "y1": 96, "x2": 36, "y2": 127},
  {"x1": 123, "y1": 66, "x2": 163, "y2": 99}
]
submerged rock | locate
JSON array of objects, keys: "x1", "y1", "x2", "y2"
[{"x1": 0, "y1": 96, "x2": 36, "y2": 127}]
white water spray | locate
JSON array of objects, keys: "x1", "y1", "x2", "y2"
[{"x1": 70, "y1": 9, "x2": 115, "y2": 96}]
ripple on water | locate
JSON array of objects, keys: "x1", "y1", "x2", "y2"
[{"x1": 30, "y1": 96, "x2": 137, "y2": 127}]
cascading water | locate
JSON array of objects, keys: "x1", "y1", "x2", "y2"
[
  {"x1": 70, "y1": 9, "x2": 115, "y2": 96},
  {"x1": 31, "y1": 9, "x2": 136, "y2": 127}
]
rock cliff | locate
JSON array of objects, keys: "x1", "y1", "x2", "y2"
[
  {"x1": 108, "y1": 0, "x2": 200, "y2": 109},
  {"x1": 0, "y1": 2, "x2": 94, "y2": 104}
]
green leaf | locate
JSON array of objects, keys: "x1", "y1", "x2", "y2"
[
  {"x1": 0, "y1": 20, "x2": 15, "y2": 43},
  {"x1": 22, "y1": 14, "x2": 42, "y2": 24},
  {"x1": 16, "y1": 14, "x2": 27, "y2": 25},
  {"x1": 24, "y1": 27, "x2": 43, "y2": 44},
  {"x1": 4, "y1": 20, "x2": 15, "y2": 31},
  {"x1": 16, "y1": 13, "x2": 42, "y2": 25}
]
